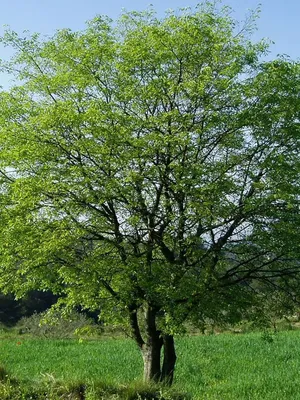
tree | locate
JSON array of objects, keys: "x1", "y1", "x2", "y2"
[{"x1": 0, "y1": 2, "x2": 299, "y2": 384}]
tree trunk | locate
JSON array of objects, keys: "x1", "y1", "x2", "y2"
[
  {"x1": 142, "y1": 336, "x2": 163, "y2": 382},
  {"x1": 161, "y1": 334, "x2": 176, "y2": 385},
  {"x1": 142, "y1": 304, "x2": 163, "y2": 382},
  {"x1": 129, "y1": 304, "x2": 177, "y2": 385}
]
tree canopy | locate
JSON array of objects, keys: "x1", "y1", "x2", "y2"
[{"x1": 0, "y1": 2, "x2": 299, "y2": 384}]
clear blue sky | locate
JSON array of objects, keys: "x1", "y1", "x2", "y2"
[{"x1": 0, "y1": 0, "x2": 299, "y2": 88}]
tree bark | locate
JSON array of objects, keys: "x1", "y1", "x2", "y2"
[
  {"x1": 142, "y1": 336, "x2": 163, "y2": 382},
  {"x1": 161, "y1": 334, "x2": 176, "y2": 385},
  {"x1": 142, "y1": 305, "x2": 163, "y2": 382}
]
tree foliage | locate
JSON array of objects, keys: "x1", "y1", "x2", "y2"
[{"x1": 0, "y1": 2, "x2": 299, "y2": 383}]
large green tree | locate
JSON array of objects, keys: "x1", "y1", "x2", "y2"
[{"x1": 0, "y1": 3, "x2": 300, "y2": 384}]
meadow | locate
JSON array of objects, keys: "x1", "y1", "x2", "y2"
[{"x1": 1, "y1": 330, "x2": 300, "y2": 399}]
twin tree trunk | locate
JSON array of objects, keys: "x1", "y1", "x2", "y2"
[
  {"x1": 130, "y1": 305, "x2": 177, "y2": 385},
  {"x1": 142, "y1": 332, "x2": 176, "y2": 384}
]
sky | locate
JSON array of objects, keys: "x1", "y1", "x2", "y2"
[{"x1": 0, "y1": 0, "x2": 299, "y2": 88}]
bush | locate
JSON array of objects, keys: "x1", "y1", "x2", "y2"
[{"x1": 16, "y1": 310, "x2": 102, "y2": 339}]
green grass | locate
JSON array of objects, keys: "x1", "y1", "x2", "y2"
[
  {"x1": 1, "y1": 331, "x2": 300, "y2": 399},
  {"x1": 0, "y1": 337, "x2": 142, "y2": 384},
  {"x1": 177, "y1": 331, "x2": 300, "y2": 399}
]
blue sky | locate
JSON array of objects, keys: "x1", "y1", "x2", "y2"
[{"x1": 0, "y1": 0, "x2": 299, "y2": 87}]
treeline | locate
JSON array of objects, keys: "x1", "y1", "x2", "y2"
[
  {"x1": 0, "y1": 291, "x2": 57, "y2": 326},
  {"x1": 0, "y1": 291, "x2": 101, "y2": 326}
]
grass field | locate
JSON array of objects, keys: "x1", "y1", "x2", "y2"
[{"x1": 1, "y1": 330, "x2": 300, "y2": 399}]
